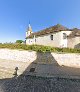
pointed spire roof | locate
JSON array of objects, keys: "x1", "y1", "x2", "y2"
[
  {"x1": 28, "y1": 21, "x2": 31, "y2": 28},
  {"x1": 27, "y1": 22, "x2": 32, "y2": 32}
]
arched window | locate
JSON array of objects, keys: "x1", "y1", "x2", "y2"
[
  {"x1": 50, "y1": 35, "x2": 53, "y2": 40},
  {"x1": 63, "y1": 33, "x2": 67, "y2": 39}
]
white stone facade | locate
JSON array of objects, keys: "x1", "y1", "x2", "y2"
[{"x1": 26, "y1": 31, "x2": 71, "y2": 48}]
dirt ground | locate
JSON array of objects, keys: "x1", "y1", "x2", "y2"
[{"x1": 0, "y1": 59, "x2": 32, "y2": 79}]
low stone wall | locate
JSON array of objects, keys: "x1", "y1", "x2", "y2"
[
  {"x1": 0, "y1": 49, "x2": 80, "y2": 68},
  {"x1": 51, "y1": 53, "x2": 80, "y2": 68}
]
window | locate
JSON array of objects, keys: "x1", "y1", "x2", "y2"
[
  {"x1": 50, "y1": 35, "x2": 53, "y2": 40},
  {"x1": 63, "y1": 33, "x2": 67, "y2": 39},
  {"x1": 35, "y1": 39, "x2": 36, "y2": 42}
]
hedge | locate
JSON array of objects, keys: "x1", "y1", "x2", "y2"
[{"x1": 0, "y1": 43, "x2": 80, "y2": 53}]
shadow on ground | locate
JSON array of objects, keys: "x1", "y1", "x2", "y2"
[{"x1": 0, "y1": 52, "x2": 80, "y2": 92}]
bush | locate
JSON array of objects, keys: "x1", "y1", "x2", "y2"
[
  {"x1": 0, "y1": 44, "x2": 80, "y2": 53},
  {"x1": 16, "y1": 40, "x2": 24, "y2": 44}
]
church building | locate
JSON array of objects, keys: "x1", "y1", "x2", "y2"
[{"x1": 26, "y1": 23, "x2": 80, "y2": 48}]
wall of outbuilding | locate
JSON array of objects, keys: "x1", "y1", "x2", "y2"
[{"x1": 68, "y1": 37, "x2": 80, "y2": 48}]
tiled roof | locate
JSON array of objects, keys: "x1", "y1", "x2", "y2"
[
  {"x1": 26, "y1": 24, "x2": 70, "y2": 38},
  {"x1": 68, "y1": 28, "x2": 80, "y2": 38}
]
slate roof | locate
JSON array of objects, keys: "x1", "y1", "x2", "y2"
[{"x1": 26, "y1": 24, "x2": 70, "y2": 38}]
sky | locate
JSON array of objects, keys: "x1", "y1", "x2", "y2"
[{"x1": 0, "y1": 0, "x2": 80, "y2": 43}]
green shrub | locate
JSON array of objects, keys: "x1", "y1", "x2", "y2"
[{"x1": 0, "y1": 44, "x2": 79, "y2": 53}]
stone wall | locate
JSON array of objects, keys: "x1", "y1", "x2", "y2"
[
  {"x1": 68, "y1": 37, "x2": 80, "y2": 48},
  {"x1": 0, "y1": 49, "x2": 80, "y2": 68}
]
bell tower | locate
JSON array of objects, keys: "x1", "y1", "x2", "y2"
[{"x1": 26, "y1": 22, "x2": 33, "y2": 37}]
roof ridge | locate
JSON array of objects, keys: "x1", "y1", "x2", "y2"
[{"x1": 26, "y1": 24, "x2": 70, "y2": 38}]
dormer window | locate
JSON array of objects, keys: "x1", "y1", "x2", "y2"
[
  {"x1": 63, "y1": 33, "x2": 67, "y2": 39},
  {"x1": 50, "y1": 35, "x2": 53, "y2": 40}
]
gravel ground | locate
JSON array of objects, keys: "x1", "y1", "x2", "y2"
[{"x1": 0, "y1": 75, "x2": 80, "y2": 92}]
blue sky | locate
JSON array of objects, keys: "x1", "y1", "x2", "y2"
[{"x1": 0, "y1": 0, "x2": 80, "y2": 43}]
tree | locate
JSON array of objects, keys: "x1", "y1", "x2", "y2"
[{"x1": 16, "y1": 40, "x2": 24, "y2": 44}]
